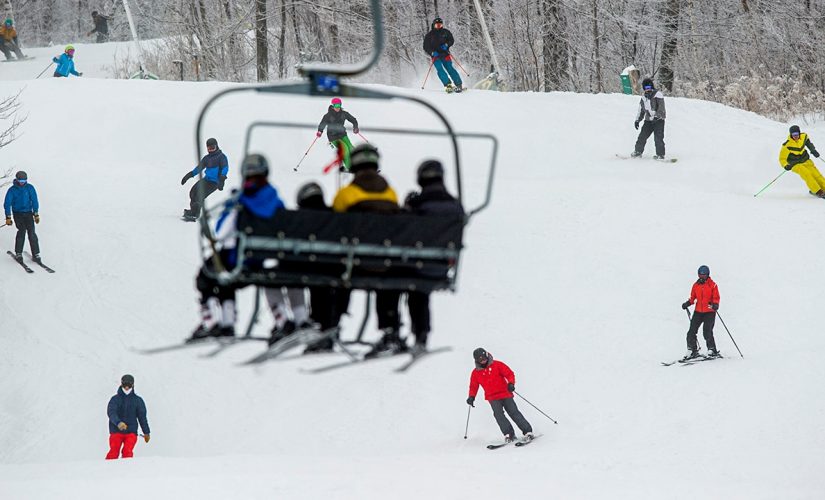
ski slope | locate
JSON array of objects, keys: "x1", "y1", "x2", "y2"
[{"x1": 1, "y1": 43, "x2": 825, "y2": 500}]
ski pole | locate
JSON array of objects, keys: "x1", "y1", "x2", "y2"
[
  {"x1": 451, "y1": 56, "x2": 471, "y2": 77},
  {"x1": 294, "y1": 135, "x2": 319, "y2": 172},
  {"x1": 356, "y1": 132, "x2": 370, "y2": 144},
  {"x1": 421, "y1": 60, "x2": 434, "y2": 89},
  {"x1": 463, "y1": 405, "x2": 472, "y2": 439},
  {"x1": 36, "y1": 61, "x2": 54, "y2": 79},
  {"x1": 753, "y1": 170, "x2": 788, "y2": 197},
  {"x1": 716, "y1": 311, "x2": 744, "y2": 358},
  {"x1": 685, "y1": 308, "x2": 692, "y2": 321},
  {"x1": 514, "y1": 391, "x2": 558, "y2": 424}
]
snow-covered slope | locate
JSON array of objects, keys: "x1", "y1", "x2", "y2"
[{"x1": 1, "y1": 60, "x2": 824, "y2": 499}]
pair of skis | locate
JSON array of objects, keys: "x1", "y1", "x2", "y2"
[
  {"x1": 303, "y1": 345, "x2": 452, "y2": 374},
  {"x1": 615, "y1": 153, "x2": 678, "y2": 163},
  {"x1": 7, "y1": 251, "x2": 55, "y2": 273},
  {"x1": 487, "y1": 434, "x2": 541, "y2": 450},
  {"x1": 661, "y1": 353, "x2": 724, "y2": 366},
  {"x1": 240, "y1": 326, "x2": 341, "y2": 365}
]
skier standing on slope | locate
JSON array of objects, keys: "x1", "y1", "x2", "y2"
[
  {"x1": 188, "y1": 154, "x2": 285, "y2": 341},
  {"x1": 180, "y1": 137, "x2": 229, "y2": 220},
  {"x1": 52, "y1": 45, "x2": 83, "y2": 77},
  {"x1": 87, "y1": 11, "x2": 110, "y2": 43},
  {"x1": 4, "y1": 171, "x2": 41, "y2": 262},
  {"x1": 681, "y1": 265, "x2": 721, "y2": 360},
  {"x1": 779, "y1": 125, "x2": 825, "y2": 198},
  {"x1": 403, "y1": 160, "x2": 464, "y2": 354},
  {"x1": 422, "y1": 17, "x2": 464, "y2": 93},
  {"x1": 317, "y1": 98, "x2": 359, "y2": 172},
  {"x1": 467, "y1": 348, "x2": 534, "y2": 444},
  {"x1": 106, "y1": 374, "x2": 150, "y2": 460},
  {"x1": 631, "y1": 78, "x2": 666, "y2": 159},
  {"x1": 0, "y1": 18, "x2": 26, "y2": 60}
]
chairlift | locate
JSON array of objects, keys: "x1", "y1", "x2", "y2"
[{"x1": 190, "y1": 0, "x2": 498, "y2": 345}]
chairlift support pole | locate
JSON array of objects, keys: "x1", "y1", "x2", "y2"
[
  {"x1": 121, "y1": 0, "x2": 147, "y2": 78},
  {"x1": 471, "y1": 0, "x2": 502, "y2": 80}
]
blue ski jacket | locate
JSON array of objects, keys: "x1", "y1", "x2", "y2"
[
  {"x1": 52, "y1": 53, "x2": 80, "y2": 77},
  {"x1": 4, "y1": 183, "x2": 39, "y2": 216},
  {"x1": 215, "y1": 183, "x2": 284, "y2": 267},
  {"x1": 107, "y1": 387, "x2": 150, "y2": 435},
  {"x1": 191, "y1": 149, "x2": 229, "y2": 183}
]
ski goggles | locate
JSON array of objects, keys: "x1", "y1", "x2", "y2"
[
  {"x1": 791, "y1": 132, "x2": 800, "y2": 138},
  {"x1": 643, "y1": 84, "x2": 653, "y2": 90},
  {"x1": 332, "y1": 103, "x2": 341, "y2": 109}
]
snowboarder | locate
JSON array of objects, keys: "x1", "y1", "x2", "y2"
[
  {"x1": 331, "y1": 144, "x2": 405, "y2": 357},
  {"x1": 403, "y1": 160, "x2": 464, "y2": 354},
  {"x1": 631, "y1": 78, "x2": 666, "y2": 159},
  {"x1": 188, "y1": 154, "x2": 285, "y2": 341},
  {"x1": 779, "y1": 125, "x2": 825, "y2": 198},
  {"x1": 180, "y1": 137, "x2": 229, "y2": 220},
  {"x1": 423, "y1": 17, "x2": 463, "y2": 93},
  {"x1": 52, "y1": 45, "x2": 83, "y2": 77},
  {"x1": 316, "y1": 98, "x2": 359, "y2": 172},
  {"x1": 0, "y1": 18, "x2": 26, "y2": 60},
  {"x1": 106, "y1": 374, "x2": 150, "y2": 460},
  {"x1": 87, "y1": 11, "x2": 110, "y2": 43},
  {"x1": 681, "y1": 265, "x2": 721, "y2": 360},
  {"x1": 467, "y1": 348, "x2": 534, "y2": 444},
  {"x1": 3, "y1": 171, "x2": 41, "y2": 262}
]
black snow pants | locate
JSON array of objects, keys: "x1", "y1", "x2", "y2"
[
  {"x1": 686, "y1": 311, "x2": 717, "y2": 351},
  {"x1": 188, "y1": 179, "x2": 219, "y2": 217},
  {"x1": 489, "y1": 397, "x2": 532, "y2": 438},
  {"x1": 407, "y1": 291, "x2": 431, "y2": 345},
  {"x1": 13, "y1": 212, "x2": 40, "y2": 255},
  {"x1": 634, "y1": 119, "x2": 666, "y2": 157}
]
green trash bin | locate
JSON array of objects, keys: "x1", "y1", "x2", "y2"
[{"x1": 620, "y1": 74, "x2": 633, "y2": 95}]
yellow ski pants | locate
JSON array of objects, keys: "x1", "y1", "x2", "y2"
[{"x1": 790, "y1": 160, "x2": 825, "y2": 193}]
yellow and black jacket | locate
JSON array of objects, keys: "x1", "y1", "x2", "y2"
[
  {"x1": 779, "y1": 133, "x2": 819, "y2": 168},
  {"x1": 332, "y1": 171, "x2": 399, "y2": 213}
]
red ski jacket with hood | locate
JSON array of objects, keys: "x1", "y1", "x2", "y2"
[
  {"x1": 469, "y1": 354, "x2": 515, "y2": 401},
  {"x1": 688, "y1": 277, "x2": 720, "y2": 313}
]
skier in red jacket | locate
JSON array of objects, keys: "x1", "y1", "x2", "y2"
[
  {"x1": 467, "y1": 348, "x2": 533, "y2": 443},
  {"x1": 681, "y1": 265, "x2": 721, "y2": 360}
]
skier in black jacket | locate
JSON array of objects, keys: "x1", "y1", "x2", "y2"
[
  {"x1": 87, "y1": 11, "x2": 110, "y2": 43},
  {"x1": 403, "y1": 160, "x2": 464, "y2": 353},
  {"x1": 317, "y1": 97, "x2": 359, "y2": 172},
  {"x1": 180, "y1": 137, "x2": 229, "y2": 220},
  {"x1": 422, "y1": 17, "x2": 463, "y2": 93}
]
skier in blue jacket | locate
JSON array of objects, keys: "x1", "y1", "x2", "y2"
[
  {"x1": 106, "y1": 374, "x2": 150, "y2": 459},
  {"x1": 188, "y1": 153, "x2": 285, "y2": 341},
  {"x1": 180, "y1": 137, "x2": 229, "y2": 220},
  {"x1": 52, "y1": 45, "x2": 82, "y2": 77},
  {"x1": 4, "y1": 170, "x2": 41, "y2": 261}
]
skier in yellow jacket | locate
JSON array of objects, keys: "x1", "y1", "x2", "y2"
[{"x1": 779, "y1": 125, "x2": 825, "y2": 198}]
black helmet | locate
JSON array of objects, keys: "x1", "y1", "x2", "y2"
[
  {"x1": 121, "y1": 374, "x2": 134, "y2": 386},
  {"x1": 296, "y1": 182, "x2": 324, "y2": 207},
  {"x1": 206, "y1": 137, "x2": 218, "y2": 149},
  {"x1": 433, "y1": 17, "x2": 443, "y2": 25},
  {"x1": 91, "y1": 10, "x2": 98, "y2": 16},
  {"x1": 241, "y1": 153, "x2": 269, "y2": 178},
  {"x1": 789, "y1": 125, "x2": 801, "y2": 136},
  {"x1": 349, "y1": 143, "x2": 380, "y2": 173},
  {"x1": 15, "y1": 170, "x2": 27, "y2": 180},
  {"x1": 473, "y1": 347, "x2": 489, "y2": 368},
  {"x1": 642, "y1": 78, "x2": 654, "y2": 90},
  {"x1": 417, "y1": 160, "x2": 444, "y2": 186},
  {"x1": 697, "y1": 265, "x2": 710, "y2": 276}
]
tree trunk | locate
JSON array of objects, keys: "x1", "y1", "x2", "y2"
[
  {"x1": 541, "y1": 0, "x2": 568, "y2": 91},
  {"x1": 659, "y1": 0, "x2": 680, "y2": 92},
  {"x1": 255, "y1": 0, "x2": 268, "y2": 82},
  {"x1": 278, "y1": 0, "x2": 287, "y2": 78},
  {"x1": 591, "y1": 0, "x2": 601, "y2": 92}
]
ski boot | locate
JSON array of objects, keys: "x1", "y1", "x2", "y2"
[
  {"x1": 211, "y1": 325, "x2": 235, "y2": 338},
  {"x1": 364, "y1": 329, "x2": 408, "y2": 359},
  {"x1": 187, "y1": 324, "x2": 214, "y2": 343},
  {"x1": 181, "y1": 209, "x2": 198, "y2": 222},
  {"x1": 13, "y1": 252, "x2": 22, "y2": 261},
  {"x1": 522, "y1": 432, "x2": 535, "y2": 443},
  {"x1": 268, "y1": 320, "x2": 297, "y2": 346},
  {"x1": 444, "y1": 83, "x2": 455, "y2": 94},
  {"x1": 630, "y1": 151, "x2": 643, "y2": 158},
  {"x1": 504, "y1": 434, "x2": 515, "y2": 444},
  {"x1": 707, "y1": 348, "x2": 721, "y2": 358},
  {"x1": 682, "y1": 349, "x2": 700, "y2": 361},
  {"x1": 653, "y1": 155, "x2": 665, "y2": 160},
  {"x1": 32, "y1": 254, "x2": 42, "y2": 264}
]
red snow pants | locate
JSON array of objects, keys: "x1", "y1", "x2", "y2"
[{"x1": 106, "y1": 433, "x2": 138, "y2": 459}]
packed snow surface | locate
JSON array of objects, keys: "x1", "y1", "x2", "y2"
[{"x1": 1, "y1": 42, "x2": 824, "y2": 500}]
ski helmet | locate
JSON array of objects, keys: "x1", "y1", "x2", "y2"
[
  {"x1": 331, "y1": 97, "x2": 342, "y2": 107},
  {"x1": 296, "y1": 182, "x2": 324, "y2": 207},
  {"x1": 15, "y1": 170, "x2": 27, "y2": 180},
  {"x1": 433, "y1": 17, "x2": 443, "y2": 25},
  {"x1": 64, "y1": 45, "x2": 74, "y2": 53},
  {"x1": 121, "y1": 374, "x2": 134, "y2": 386},
  {"x1": 642, "y1": 78, "x2": 654, "y2": 90},
  {"x1": 91, "y1": 11, "x2": 99, "y2": 17},
  {"x1": 349, "y1": 143, "x2": 380, "y2": 173},
  {"x1": 4, "y1": 18, "x2": 12, "y2": 27},
  {"x1": 206, "y1": 137, "x2": 218, "y2": 149},
  {"x1": 697, "y1": 265, "x2": 710, "y2": 276},
  {"x1": 789, "y1": 125, "x2": 801, "y2": 137},
  {"x1": 416, "y1": 160, "x2": 444, "y2": 186},
  {"x1": 241, "y1": 153, "x2": 270, "y2": 178},
  {"x1": 473, "y1": 348, "x2": 490, "y2": 368}
]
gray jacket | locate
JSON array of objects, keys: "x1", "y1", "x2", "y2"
[{"x1": 635, "y1": 90, "x2": 666, "y2": 122}]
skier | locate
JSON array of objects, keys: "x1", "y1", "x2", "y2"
[
  {"x1": 0, "y1": 18, "x2": 26, "y2": 60},
  {"x1": 423, "y1": 17, "x2": 463, "y2": 93},
  {"x1": 180, "y1": 137, "x2": 229, "y2": 221},
  {"x1": 316, "y1": 98, "x2": 359, "y2": 172},
  {"x1": 87, "y1": 11, "x2": 110, "y2": 43},
  {"x1": 3, "y1": 171, "x2": 41, "y2": 262},
  {"x1": 681, "y1": 265, "x2": 721, "y2": 360},
  {"x1": 52, "y1": 45, "x2": 83, "y2": 77},
  {"x1": 779, "y1": 125, "x2": 825, "y2": 198},
  {"x1": 331, "y1": 144, "x2": 405, "y2": 357},
  {"x1": 467, "y1": 348, "x2": 534, "y2": 444},
  {"x1": 631, "y1": 78, "x2": 666, "y2": 159},
  {"x1": 188, "y1": 154, "x2": 285, "y2": 341},
  {"x1": 403, "y1": 160, "x2": 464, "y2": 354},
  {"x1": 106, "y1": 374, "x2": 150, "y2": 460}
]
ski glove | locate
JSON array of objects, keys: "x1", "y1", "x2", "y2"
[
  {"x1": 217, "y1": 176, "x2": 226, "y2": 191},
  {"x1": 5, "y1": 216, "x2": 11, "y2": 226},
  {"x1": 353, "y1": 127, "x2": 359, "y2": 134},
  {"x1": 181, "y1": 171, "x2": 195, "y2": 185},
  {"x1": 466, "y1": 396, "x2": 475, "y2": 407},
  {"x1": 681, "y1": 301, "x2": 691, "y2": 310},
  {"x1": 634, "y1": 120, "x2": 640, "y2": 130},
  {"x1": 812, "y1": 150, "x2": 820, "y2": 158},
  {"x1": 507, "y1": 383, "x2": 515, "y2": 393},
  {"x1": 143, "y1": 434, "x2": 150, "y2": 443},
  {"x1": 316, "y1": 131, "x2": 323, "y2": 138},
  {"x1": 784, "y1": 164, "x2": 793, "y2": 171},
  {"x1": 34, "y1": 213, "x2": 40, "y2": 224},
  {"x1": 710, "y1": 303, "x2": 719, "y2": 311},
  {"x1": 117, "y1": 422, "x2": 128, "y2": 431}
]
